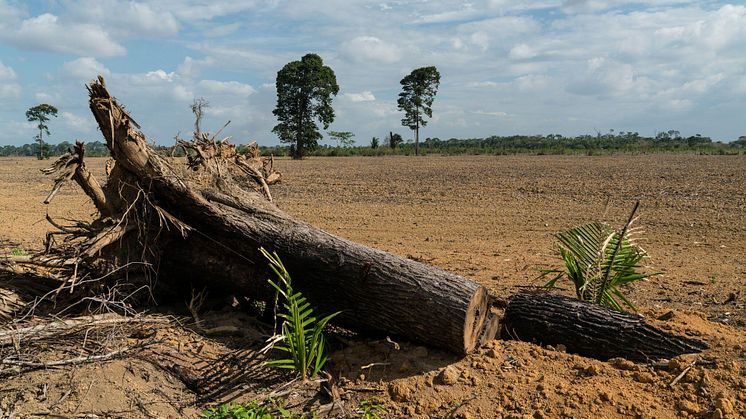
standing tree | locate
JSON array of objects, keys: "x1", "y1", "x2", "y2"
[
  {"x1": 25, "y1": 104, "x2": 58, "y2": 160},
  {"x1": 273, "y1": 54, "x2": 339, "y2": 159},
  {"x1": 370, "y1": 137, "x2": 380, "y2": 149},
  {"x1": 397, "y1": 66, "x2": 440, "y2": 156},
  {"x1": 190, "y1": 97, "x2": 209, "y2": 137},
  {"x1": 328, "y1": 131, "x2": 355, "y2": 147},
  {"x1": 388, "y1": 131, "x2": 403, "y2": 149}
]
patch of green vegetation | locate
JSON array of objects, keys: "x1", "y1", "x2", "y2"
[
  {"x1": 202, "y1": 400, "x2": 292, "y2": 419},
  {"x1": 357, "y1": 398, "x2": 387, "y2": 419},
  {"x1": 10, "y1": 247, "x2": 27, "y2": 256},
  {"x1": 261, "y1": 248, "x2": 340, "y2": 381},
  {"x1": 542, "y1": 202, "x2": 658, "y2": 311}
]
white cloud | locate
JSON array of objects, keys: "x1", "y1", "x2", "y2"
[
  {"x1": 514, "y1": 74, "x2": 552, "y2": 91},
  {"x1": 470, "y1": 32, "x2": 490, "y2": 51},
  {"x1": 62, "y1": 57, "x2": 110, "y2": 80},
  {"x1": 0, "y1": 61, "x2": 20, "y2": 100},
  {"x1": 153, "y1": 0, "x2": 266, "y2": 22},
  {"x1": 342, "y1": 36, "x2": 402, "y2": 63},
  {"x1": 61, "y1": 111, "x2": 96, "y2": 133},
  {"x1": 0, "y1": 83, "x2": 21, "y2": 100},
  {"x1": 415, "y1": 3, "x2": 478, "y2": 24},
  {"x1": 197, "y1": 80, "x2": 256, "y2": 97},
  {"x1": 343, "y1": 91, "x2": 376, "y2": 102},
  {"x1": 473, "y1": 110, "x2": 508, "y2": 117},
  {"x1": 176, "y1": 56, "x2": 215, "y2": 77},
  {"x1": 0, "y1": 120, "x2": 36, "y2": 144},
  {"x1": 7, "y1": 13, "x2": 126, "y2": 57},
  {"x1": 35, "y1": 92, "x2": 58, "y2": 103},
  {"x1": 116, "y1": 69, "x2": 193, "y2": 102},
  {"x1": 0, "y1": 61, "x2": 16, "y2": 80},
  {"x1": 68, "y1": 0, "x2": 179, "y2": 38},
  {"x1": 467, "y1": 81, "x2": 499, "y2": 88},
  {"x1": 509, "y1": 43, "x2": 538, "y2": 60}
]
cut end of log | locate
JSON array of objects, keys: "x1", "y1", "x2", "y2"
[{"x1": 463, "y1": 286, "x2": 490, "y2": 353}]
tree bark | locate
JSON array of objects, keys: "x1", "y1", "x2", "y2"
[
  {"x1": 501, "y1": 292, "x2": 708, "y2": 362},
  {"x1": 78, "y1": 76, "x2": 491, "y2": 355}
]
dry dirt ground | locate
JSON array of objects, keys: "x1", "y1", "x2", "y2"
[{"x1": 0, "y1": 154, "x2": 744, "y2": 418}]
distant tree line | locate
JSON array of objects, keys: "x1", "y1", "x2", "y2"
[
  {"x1": 256, "y1": 131, "x2": 745, "y2": 157},
  {"x1": 0, "y1": 141, "x2": 110, "y2": 157},
  {"x1": 3, "y1": 132, "x2": 743, "y2": 159}
]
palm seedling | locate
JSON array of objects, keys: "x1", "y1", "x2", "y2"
[
  {"x1": 260, "y1": 247, "x2": 340, "y2": 381},
  {"x1": 542, "y1": 201, "x2": 658, "y2": 311}
]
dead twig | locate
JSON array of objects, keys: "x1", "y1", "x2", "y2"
[
  {"x1": 669, "y1": 360, "x2": 697, "y2": 387},
  {"x1": 1, "y1": 343, "x2": 144, "y2": 370}
]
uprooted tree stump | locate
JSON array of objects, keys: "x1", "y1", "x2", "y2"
[
  {"x1": 0, "y1": 76, "x2": 708, "y2": 361},
  {"x1": 2, "y1": 76, "x2": 491, "y2": 354}
]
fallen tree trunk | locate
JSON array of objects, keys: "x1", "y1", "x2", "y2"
[
  {"x1": 32, "y1": 77, "x2": 491, "y2": 355},
  {"x1": 501, "y1": 292, "x2": 708, "y2": 361},
  {"x1": 20, "y1": 77, "x2": 707, "y2": 361}
]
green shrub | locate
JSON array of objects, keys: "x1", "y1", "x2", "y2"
[
  {"x1": 542, "y1": 202, "x2": 658, "y2": 311},
  {"x1": 261, "y1": 248, "x2": 340, "y2": 381}
]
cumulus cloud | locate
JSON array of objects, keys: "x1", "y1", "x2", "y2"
[
  {"x1": 0, "y1": 61, "x2": 20, "y2": 100},
  {"x1": 67, "y1": 0, "x2": 179, "y2": 38},
  {"x1": 509, "y1": 44, "x2": 538, "y2": 60},
  {"x1": 197, "y1": 80, "x2": 256, "y2": 97},
  {"x1": 62, "y1": 57, "x2": 110, "y2": 80},
  {"x1": 61, "y1": 111, "x2": 96, "y2": 132},
  {"x1": 0, "y1": 83, "x2": 21, "y2": 100},
  {"x1": 0, "y1": 61, "x2": 16, "y2": 80},
  {"x1": 342, "y1": 36, "x2": 402, "y2": 63},
  {"x1": 116, "y1": 69, "x2": 193, "y2": 102},
  {"x1": 514, "y1": 74, "x2": 552, "y2": 91},
  {"x1": 176, "y1": 56, "x2": 215, "y2": 77},
  {"x1": 343, "y1": 91, "x2": 376, "y2": 102},
  {"x1": 6, "y1": 13, "x2": 126, "y2": 57},
  {"x1": 152, "y1": 0, "x2": 266, "y2": 22}
]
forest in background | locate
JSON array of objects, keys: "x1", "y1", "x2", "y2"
[{"x1": 1, "y1": 131, "x2": 745, "y2": 158}]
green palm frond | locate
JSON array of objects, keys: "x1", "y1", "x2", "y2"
[
  {"x1": 544, "y1": 201, "x2": 658, "y2": 311},
  {"x1": 261, "y1": 247, "x2": 340, "y2": 381}
]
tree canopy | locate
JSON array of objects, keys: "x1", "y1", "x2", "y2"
[
  {"x1": 273, "y1": 54, "x2": 339, "y2": 159},
  {"x1": 388, "y1": 131, "x2": 403, "y2": 149},
  {"x1": 25, "y1": 103, "x2": 58, "y2": 160},
  {"x1": 328, "y1": 131, "x2": 355, "y2": 147},
  {"x1": 397, "y1": 66, "x2": 440, "y2": 156}
]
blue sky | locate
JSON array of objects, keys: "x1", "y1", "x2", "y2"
[{"x1": 0, "y1": 0, "x2": 744, "y2": 147}]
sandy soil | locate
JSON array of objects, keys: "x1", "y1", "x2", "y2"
[{"x1": 0, "y1": 154, "x2": 744, "y2": 418}]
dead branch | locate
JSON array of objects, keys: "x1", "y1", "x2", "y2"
[
  {"x1": 0, "y1": 313, "x2": 170, "y2": 346},
  {"x1": 1, "y1": 343, "x2": 144, "y2": 370},
  {"x1": 42, "y1": 141, "x2": 112, "y2": 217}
]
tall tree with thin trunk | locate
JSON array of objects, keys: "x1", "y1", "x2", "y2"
[
  {"x1": 397, "y1": 66, "x2": 440, "y2": 156},
  {"x1": 25, "y1": 104, "x2": 58, "y2": 160},
  {"x1": 273, "y1": 54, "x2": 339, "y2": 159}
]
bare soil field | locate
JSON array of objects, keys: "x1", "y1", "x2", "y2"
[{"x1": 1, "y1": 154, "x2": 745, "y2": 418}]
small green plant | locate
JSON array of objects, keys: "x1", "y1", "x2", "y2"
[
  {"x1": 202, "y1": 399, "x2": 291, "y2": 419},
  {"x1": 10, "y1": 247, "x2": 27, "y2": 256},
  {"x1": 542, "y1": 201, "x2": 658, "y2": 311},
  {"x1": 357, "y1": 398, "x2": 387, "y2": 418},
  {"x1": 261, "y1": 248, "x2": 340, "y2": 381}
]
